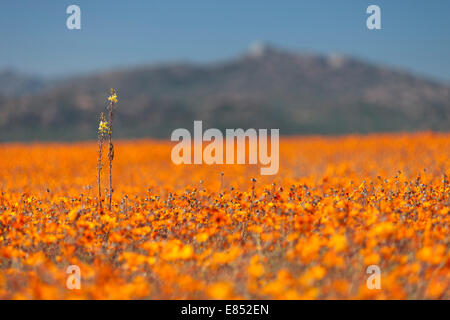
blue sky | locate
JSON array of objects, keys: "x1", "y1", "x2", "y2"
[{"x1": 1, "y1": 0, "x2": 449, "y2": 82}]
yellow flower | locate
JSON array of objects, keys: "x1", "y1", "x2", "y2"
[
  {"x1": 108, "y1": 94, "x2": 118, "y2": 104},
  {"x1": 98, "y1": 120, "x2": 109, "y2": 134}
]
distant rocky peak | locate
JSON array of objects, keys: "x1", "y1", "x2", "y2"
[
  {"x1": 246, "y1": 41, "x2": 286, "y2": 58},
  {"x1": 326, "y1": 53, "x2": 349, "y2": 69}
]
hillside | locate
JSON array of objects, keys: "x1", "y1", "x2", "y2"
[
  {"x1": 1, "y1": 45, "x2": 449, "y2": 141},
  {"x1": 0, "y1": 69, "x2": 49, "y2": 97}
]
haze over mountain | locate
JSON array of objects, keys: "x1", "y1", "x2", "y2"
[
  {"x1": 0, "y1": 69, "x2": 50, "y2": 97},
  {"x1": 0, "y1": 45, "x2": 449, "y2": 141}
]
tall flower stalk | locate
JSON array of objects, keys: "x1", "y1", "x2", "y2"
[
  {"x1": 107, "y1": 89, "x2": 118, "y2": 210},
  {"x1": 97, "y1": 112, "x2": 108, "y2": 210}
]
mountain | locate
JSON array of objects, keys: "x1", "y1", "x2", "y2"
[
  {"x1": 1, "y1": 45, "x2": 449, "y2": 141},
  {"x1": 0, "y1": 69, "x2": 50, "y2": 97}
]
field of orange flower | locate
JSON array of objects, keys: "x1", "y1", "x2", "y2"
[{"x1": 0, "y1": 132, "x2": 448, "y2": 299}]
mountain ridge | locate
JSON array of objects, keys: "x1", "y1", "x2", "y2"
[{"x1": 1, "y1": 46, "x2": 449, "y2": 141}]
